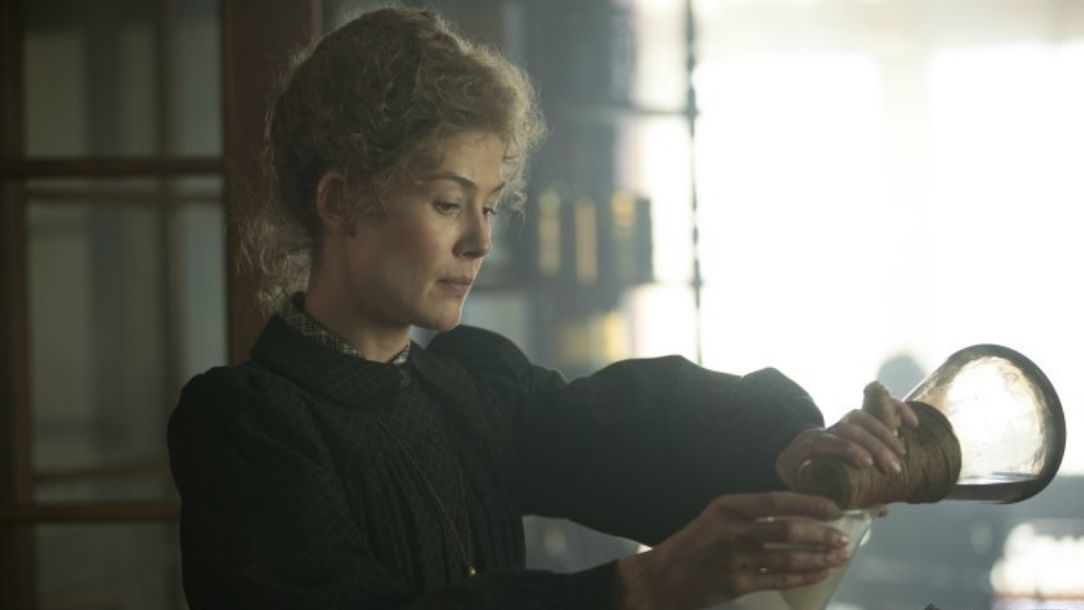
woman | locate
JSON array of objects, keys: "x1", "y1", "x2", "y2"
[{"x1": 168, "y1": 8, "x2": 915, "y2": 610}]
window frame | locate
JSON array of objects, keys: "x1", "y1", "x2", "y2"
[{"x1": 0, "y1": 1, "x2": 321, "y2": 607}]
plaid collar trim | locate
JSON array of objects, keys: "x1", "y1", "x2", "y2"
[{"x1": 278, "y1": 293, "x2": 410, "y2": 365}]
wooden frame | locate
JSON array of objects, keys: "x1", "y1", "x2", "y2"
[
  {"x1": 223, "y1": 0, "x2": 322, "y2": 364},
  {"x1": 0, "y1": 1, "x2": 325, "y2": 606},
  {"x1": 0, "y1": 158, "x2": 224, "y2": 178},
  {"x1": 0, "y1": 502, "x2": 179, "y2": 525},
  {"x1": 0, "y1": 0, "x2": 37, "y2": 605}
]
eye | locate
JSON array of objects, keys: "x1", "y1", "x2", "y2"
[
  {"x1": 434, "y1": 201, "x2": 461, "y2": 214},
  {"x1": 483, "y1": 205, "x2": 499, "y2": 217}
]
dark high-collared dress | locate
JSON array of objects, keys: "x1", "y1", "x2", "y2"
[{"x1": 168, "y1": 315, "x2": 824, "y2": 609}]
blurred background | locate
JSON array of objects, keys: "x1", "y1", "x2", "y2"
[{"x1": 1, "y1": 0, "x2": 1082, "y2": 609}]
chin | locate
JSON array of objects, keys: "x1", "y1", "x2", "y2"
[
  {"x1": 429, "y1": 319, "x2": 461, "y2": 332},
  {"x1": 417, "y1": 308, "x2": 463, "y2": 332}
]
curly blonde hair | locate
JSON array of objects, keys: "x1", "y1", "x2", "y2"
[{"x1": 244, "y1": 7, "x2": 546, "y2": 314}]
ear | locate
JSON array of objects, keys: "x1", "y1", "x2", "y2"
[{"x1": 315, "y1": 170, "x2": 350, "y2": 232}]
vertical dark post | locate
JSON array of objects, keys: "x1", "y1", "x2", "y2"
[
  {"x1": 684, "y1": 0, "x2": 704, "y2": 365},
  {"x1": 155, "y1": 5, "x2": 185, "y2": 607},
  {"x1": 222, "y1": 0, "x2": 322, "y2": 364},
  {"x1": 0, "y1": 0, "x2": 38, "y2": 606},
  {"x1": 157, "y1": 0, "x2": 182, "y2": 405}
]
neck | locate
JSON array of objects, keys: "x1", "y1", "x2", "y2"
[{"x1": 303, "y1": 276, "x2": 410, "y2": 365}]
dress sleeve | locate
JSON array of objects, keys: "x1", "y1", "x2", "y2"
[
  {"x1": 427, "y1": 326, "x2": 825, "y2": 547},
  {"x1": 168, "y1": 368, "x2": 617, "y2": 610}
]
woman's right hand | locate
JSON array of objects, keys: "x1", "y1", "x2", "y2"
[{"x1": 615, "y1": 492, "x2": 849, "y2": 610}]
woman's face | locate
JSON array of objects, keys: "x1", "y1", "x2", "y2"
[{"x1": 341, "y1": 130, "x2": 505, "y2": 332}]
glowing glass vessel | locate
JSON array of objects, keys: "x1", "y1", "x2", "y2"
[
  {"x1": 905, "y1": 344, "x2": 1066, "y2": 503},
  {"x1": 776, "y1": 345, "x2": 1064, "y2": 610}
]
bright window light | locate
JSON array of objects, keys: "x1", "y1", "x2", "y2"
[{"x1": 628, "y1": 2, "x2": 1084, "y2": 474}]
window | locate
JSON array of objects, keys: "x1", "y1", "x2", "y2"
[
  {"x1": 624, "y1": 0, "x2": 1084, "y2": 606},
  {"x1": 0, "y1": 1, "x2": 319, "y2": 607}
]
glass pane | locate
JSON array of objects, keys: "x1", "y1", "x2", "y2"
[
  {"x1": 691, "y1": 3, "x2": 1084, "y2": 606},
  {"x1": 630, "y1": 0, "x2": 685, "y2": 111},
  {"x1": 624, "y1": 282, "x2": 697, "y2": 360},
  {"x1": 27, "y1": 178, "x2": 225, "y2": 495},
  {"x1": 175, "y1": 178, "x2": 227, "y2": 382},
  {"x1": 175, "y1": 0, "x2": 222, "y2": 156},
  {"x1": 615, "y1": 116, "x2": 692, "y2": 284},
  {"x1": 35, "y1": 474, "x2": 176, "y2": 505},
  {"x1": 23, "y1": 0, "x2": 221, "y2": 157},
  {"x1": 37, "y1": 522, "x2": 184, "y2": 610}
]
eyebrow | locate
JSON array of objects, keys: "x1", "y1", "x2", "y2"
[{"x1": 424, "y1": 171, "x2": 506, "y2": 195}]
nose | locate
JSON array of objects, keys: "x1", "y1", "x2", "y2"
[{"x1": 457, "y1": 205, "x2": 491, "y2": 260}]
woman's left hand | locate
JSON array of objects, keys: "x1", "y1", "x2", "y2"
[{"x1": 775, "y1": 398, "x2": 919, "y2": 492}]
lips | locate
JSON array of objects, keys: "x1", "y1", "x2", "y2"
[{"x1": 437, "y1": 276, "x2": 474, "y2": 296}]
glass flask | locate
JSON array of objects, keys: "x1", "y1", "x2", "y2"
[
  {"x1": 747, "y1": 508, "x2": 876, "y2": 610},
  {"x1": 905, "y1": 344, "x2": 1066, "y2": 503},
  {"x1": 779, "y1": 508, "x2": 876, "y2": 610}
]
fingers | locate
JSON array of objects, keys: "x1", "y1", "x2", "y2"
[
  {"x1": 728, "y1": 547, "x2": 849, "y2": 573},
  {"x1": 658, "y1": 492, "x2": 851, "y2": 606},
  {"x1": 774, "y1": 427, "x2": 822, "y2": 489},
  {"x1": 842, "y1": 410, "x2": 906, "y2": 454},
  {"x1": 719, "y1": 492, "x2": 841, "y2": 521},
  {"x1": 716, "y1": 540, "x2": 844, "y2": 600},
  {"x1": 751, "y1": 518, "x2": 849, "y2": 549},
  {"x1": 897, "y1": 399, "x2": 920, "y2": 427},
  {"x1": 802, "y1": 428, "x2": 876, "y2": 471},
  {"x1": 719, "y1": 523, "x2": 851, "y2": 597},
  {"x1": 780, "y1": 391, "x2": 920, "y2": 489},
  {"x1": 833, "y1": 410, "x2": 906, "y2": 474}
]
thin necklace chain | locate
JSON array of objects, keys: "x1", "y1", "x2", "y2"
[{"x1": 371, "y1": 391, "x2": 477, "y2": 578}]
